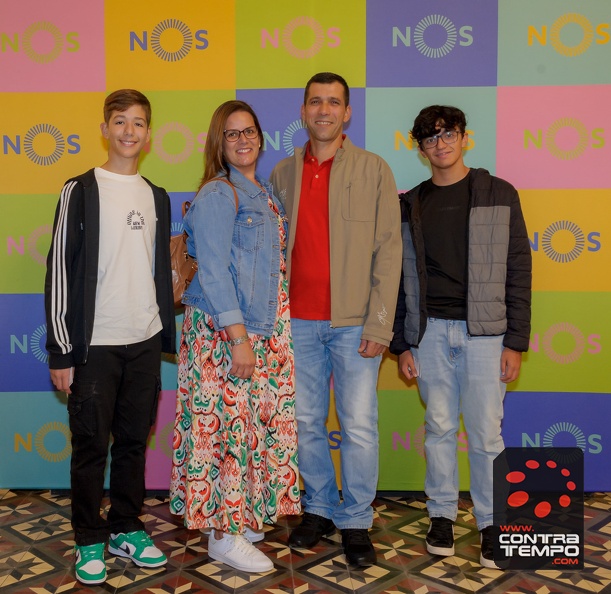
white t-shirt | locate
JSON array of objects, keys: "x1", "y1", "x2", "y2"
[{"x1": 90, "y1": 167, "x2": 163, "y2": 346}]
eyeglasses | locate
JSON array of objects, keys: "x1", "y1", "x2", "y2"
[
  {"x1": 421, "y1": 129, "x2": 460, "y2": 149},
  {"x1": 223, "y1": 127, "x2": 259, "y2": 142}
]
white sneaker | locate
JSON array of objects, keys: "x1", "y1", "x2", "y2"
[
  {"x1": 200, "y1": 526, "x2": 264, "y2": 543},
  {"x1": 208, "y1": 532, "x2": 273, "y2": 573},
  {"x1": 244, "y1": 526, "x2": 265, "y2": 543}
]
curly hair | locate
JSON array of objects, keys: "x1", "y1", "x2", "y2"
[{"x1": 410, "y1": 105, "x2": 467, "y2": 145}]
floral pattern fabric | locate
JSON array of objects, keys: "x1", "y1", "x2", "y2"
[{"x1": 170, "y1": 194, "x2": 300, "y2": 532}]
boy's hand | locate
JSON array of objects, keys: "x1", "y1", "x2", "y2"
[
  {"x1": 500, "y1": 348, "x2": 522, "y2": 383},
  {"x1": 50, "y1": 368, "x2": 74, "y2": 394},
  {"x1": 398, "y1": 350, "x2": 418, "y2": 380}
]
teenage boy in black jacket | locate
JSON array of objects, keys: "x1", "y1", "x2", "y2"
[
  {"x1": 391, "y1": 105, "x2": 531, "y2": 570},
  {"x1": 45, "y1": 89, "x2": 175, "y2": 585}
]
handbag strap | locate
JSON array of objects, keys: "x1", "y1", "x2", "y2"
[
  {"x1": 182, "y1": 177, "x2": 238, "y2": 216},
  {"x1": 180, "y1": 177, "x2": 240, "y2": 274}
]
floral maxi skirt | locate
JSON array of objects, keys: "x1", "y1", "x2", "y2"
[{"x1": 169, "y1": 306, "x2": 301, "y2": 533}]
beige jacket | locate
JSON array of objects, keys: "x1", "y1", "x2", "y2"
[{"x1": 270, "y1": 137, "x2": 402, "y2": 346}]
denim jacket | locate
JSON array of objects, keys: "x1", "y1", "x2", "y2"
[{"x1": 182, "y1": 167, "x2": 285, "y2": 337}]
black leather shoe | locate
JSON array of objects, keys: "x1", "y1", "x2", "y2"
[
  {"x1": 341, "y1": 529, "x2": 376, "y2": 568},
  {"x1": 289, "y1": 512, "x2": 335, "y2": 548}
]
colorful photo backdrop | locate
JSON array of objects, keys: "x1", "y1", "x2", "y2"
[{"x1": 1, "y1": 0, "x2": 609, "y2": 491}]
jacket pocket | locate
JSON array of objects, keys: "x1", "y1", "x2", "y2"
[
  {"x1": 342, "y1": 179, "x2": 376, "y2": 222},
  {"x1": 233, "y1": 212, "x2": 265, "y2": 252}
]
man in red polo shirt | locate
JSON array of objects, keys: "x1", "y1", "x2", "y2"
[{"x1": 270, "y1": 72, "x2": 402, "y2": 568}]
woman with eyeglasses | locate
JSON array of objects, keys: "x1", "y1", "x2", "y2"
[{"x1": 170, "y1": 100, "x2": 300, "y2": 573}]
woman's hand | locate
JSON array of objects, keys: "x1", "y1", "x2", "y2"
[{"x1": 230, "y1": 341, "x2": 256, "y2": 379}]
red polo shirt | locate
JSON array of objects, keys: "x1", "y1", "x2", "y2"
[{"x1": 289, "y1": 143, "x2": 334, "y2": 319}]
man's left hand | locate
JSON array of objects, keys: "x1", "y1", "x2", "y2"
[{"x1": 358, "y1": 339, "x2": 386, "y2": 358}]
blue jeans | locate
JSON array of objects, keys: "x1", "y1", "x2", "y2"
[
  {"x1": 412, "y1": 319, "x2": 506, "y2": 530},
  {"x1": 291, "y1": 319, "x2": 382, "y2": 529}
]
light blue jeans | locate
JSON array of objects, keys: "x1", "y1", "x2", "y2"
[
  {"x1": 412, "y1": 318, "x2": 506, "y2": 530},
  {"x1": 291, "y1": 319, "x2": 382, "y2": 529}
]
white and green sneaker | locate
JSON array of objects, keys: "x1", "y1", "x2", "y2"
[
  {"x1": 108, "y1": 530, "x2": 167, "y2": 568},
  {"x1": 74, "y1": 542, "x2": 106, "y2": 584}
]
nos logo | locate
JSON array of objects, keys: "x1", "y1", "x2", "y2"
[
  {"x1": 524, "y1": 118, "x2": 604, "y2": 161},
  {"x1": 523, "y1": 422, "x2": 602, "y2": 455},
  {"x1": 7, "y1": 225, "x2": 52, "y2": 266},
  {"x1": 2, "y1": 124, "x2": 81, "y2": 165},
  {"x1": 1, "y1": 21, "x2": 79, "y2": 63},
  {"x1": 392, "y1": 14, "x2": 473, "y2": 58},
  {"x1": 130, "y1": 19, "x2": 208, "y2": 61},
  {"x1": 528, "y1": 13, "x2": 610, "y2": 57},
  {"x1": 261, "y1": 16, "x2": 340, "y2": 59},
  {"x1": 529, "y1": 220, "x2": 601, "y2": 263},
  {"x1": 529, "y1": 322, "x2": 601, "y2": 365},
  {"x1": 10, "y1": 325, "x2": 48, "y2": 364}
]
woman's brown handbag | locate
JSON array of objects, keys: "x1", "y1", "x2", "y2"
[{"x1": 170, "y1": 178, "x2": 238, "y2": 308}]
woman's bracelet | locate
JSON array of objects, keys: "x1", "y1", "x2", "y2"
[{"x1": 228, "y1": 334, "x2": 249, "y2": 346}]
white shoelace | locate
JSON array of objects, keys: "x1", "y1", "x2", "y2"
[{"x1": 230, "y1": 534, "x2": 257, "y2": 555}]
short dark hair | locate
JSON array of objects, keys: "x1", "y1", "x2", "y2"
[
  {"x1": 410, "y1": 105, "x2": 467, "y2": 145},
  {"x1": 104, "y1": 89, "x2": 152, "y2": 126},
  {"x1": 304, "y1": 72, "x2": 350, "y2": 106}
]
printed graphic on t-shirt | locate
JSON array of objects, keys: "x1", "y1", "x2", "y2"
[{"x1": 127, "y1": 210, "x2": 146, "y2": 231}]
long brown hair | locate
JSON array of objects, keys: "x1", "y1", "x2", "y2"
[{"x1": 198, "y1": 100, "x2": 263, "y2": 191}]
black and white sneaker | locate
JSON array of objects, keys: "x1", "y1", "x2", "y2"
[
  {"x1": 480, "y1": 526, "x2": 501, "y2": 569},
  {"x1": 426, "y1": 517, "x2": 455, "y2": 556}
]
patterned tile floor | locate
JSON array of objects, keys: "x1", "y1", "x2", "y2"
[{"x1": 1, "y1": 489, "x2": 610, "y2": 593}]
